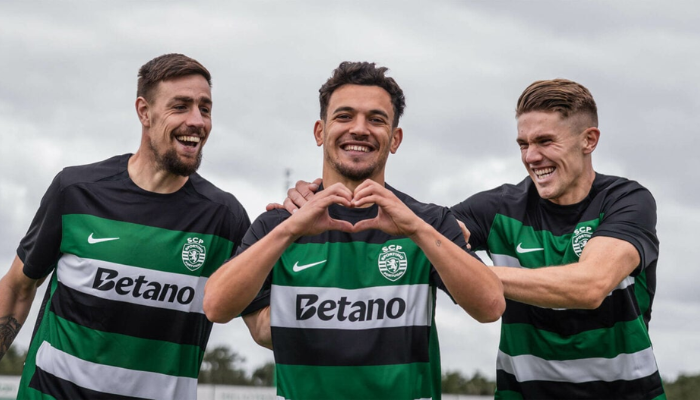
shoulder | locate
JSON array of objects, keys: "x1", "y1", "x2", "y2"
[
  {"x1": 592, "y1": 173, "x2": 656, "y2": 208},
  {"x1": 55, "y1": 154, "x2": 130, "y2": 189},
  {"x1": 387, "y1": 184, "x2": 449, "y2": 222},
  {"x1": 451, "y1": 177, "x2": 532, "y2": 216},
  {"x1": 188, "y1": 173, "x2": 249, "y2": 218}
]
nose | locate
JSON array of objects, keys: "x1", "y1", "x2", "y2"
[
  {"x1": 524, "y1": 145, "x2": 542, "y2": 164},
  {"x1": 186, "y1": 108, "x2": 206, "y2": 129},
  {"x1": 348, "y1": 115, "x2": 370, "y2": 137}
]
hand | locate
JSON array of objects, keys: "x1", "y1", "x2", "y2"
[
  {"x1": 283, "y1": 182, "x2": 355, "y2": 238},
  {"x1": 265, "y1": 178, "x2": 322, "y2": 213},
  {"x1": 350, "y1": 180, "x2": 423, "y2": 237},
  {"x1": 456, "y1": 219, "x2": 472, "y2": 250}
]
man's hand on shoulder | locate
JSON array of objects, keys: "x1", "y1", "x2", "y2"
[{"x1": 266, "y1": 178, "x2": 322, "y2": 213}]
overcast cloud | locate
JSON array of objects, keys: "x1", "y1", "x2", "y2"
[{"x1": 1, "y1": 0, "x2": 697, "y2": 381}]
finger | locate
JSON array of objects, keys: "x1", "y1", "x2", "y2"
[
  {"x1": 310, "y1": 178, "x2": 323, "y2": 191},
  {"x1": 294, "y1": 179, "x2": 317, "y2": 199},
  {"x1": 283, "y1": 197, "x2": 299, "y2": 214},
  {"x1": 456, "y1": 219, "x2": 471, "y2": 241},
  {"x1": 265, "y1": 202, "x2": 284, "y2": 212}
]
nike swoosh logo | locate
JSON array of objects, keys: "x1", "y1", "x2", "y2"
[
  {"x1": 88, "y1": 233, "x2": 120, "y2": 244},
  {"x1": 516, "y1": 243, "x2": 544, "y2": 253},
  {"x1": 292, "y1": 260, "x2": 327, "y2": 272}
]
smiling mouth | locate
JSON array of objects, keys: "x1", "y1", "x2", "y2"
[
  {"x1": 342, "y1": 144, "x2": 372, "y2": 153},
  {"x1": 176, "y1": 136, "x2": 201, "y2": 147},
  {"x1": 533, "y1": 167, "x2": 555, "y2": 179}
]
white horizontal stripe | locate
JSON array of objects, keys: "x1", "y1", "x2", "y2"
[
  {"x1": 271, "y1": 284, "x2": 431, "y2": 330},
  {"x1": 490, "y1": 253, "x2": 523, "y2": 268},
  {"x1": 36, "y1": 341, "x2": 196, "y2": 400},
  {"x1": 56, "y1": 253, "x2": 206, "y2": 314},
  {"x1": 497, "y1": 347, "x2": 659, "y2": 383}
]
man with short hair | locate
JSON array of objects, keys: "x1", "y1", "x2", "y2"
[
  {"x1": 0, "y1": 53, "x2": 250, "y2": 399},
  {"x1": 203, "y1": 61, "x2": 505, "y2": 400},
  {"x1": 451, "y1": 79, "x2": 665, "y2": 399}
]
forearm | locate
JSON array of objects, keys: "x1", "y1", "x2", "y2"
[
  {"x1": 243, "y1": 307, "x2": 272, "y2": 350},
  {"x1": 0, "y1": 257, "x2": 39, "y2": 360},
  {"x1": 493, "y1": 237, "x2": 640, "y2": 309},
  {"x1": 204, "y1": 221, "x2": 298, "y2": 323},
  {"x1": 409, "y1": 221, "x2": 505, "y2": 322}
]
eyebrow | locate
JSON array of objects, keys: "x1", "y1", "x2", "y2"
[
  {"x1": 170, "y1": 95, "x2": 213, "y2": 106},
  {"x1": 332, "y1": 106, "x2": 389, "y2": 120}
]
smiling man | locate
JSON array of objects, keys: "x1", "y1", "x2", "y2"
[
  {"x1": 0, "y1": 54, "x2": 250, "y2": 399},
  {"x1": 451, "y1": 79, "x2": 665, "y2": 399},
  {"x1": 203, "y1": 61, "x2": 505, "y2": 400}
]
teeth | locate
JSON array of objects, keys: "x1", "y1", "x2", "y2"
[
  {"x1": 534, "y1": 167, "x2": 555, "y2": 178},
  {"x1": 177, "y1": 136, "x2": 200, "y2": 143},
  {"x1": 344, "y1": 145, "x2": 369, "y2": 152}
]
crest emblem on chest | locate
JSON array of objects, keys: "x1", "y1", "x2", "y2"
[
  {"x1": 572, "y1": 226, "x2": 593, "y2": 258},
  {"x1": 182, "y1": 237, "x2": 207, "y2": 271},
  {"x1": 378, "y1": 244, "x2": 408, "y2": 281}
]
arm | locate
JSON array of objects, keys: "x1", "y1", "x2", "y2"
[
  {"x1": 0, "y1": 256, "x2": 43, "y2": 360},
  {"x1": 352, "y1": 180, "x2": 505, "y2": 323},
  {"x1": 243, "y1": 306, "x2": 272, "y2": 350},
  {"x1": 492, "y1": 236, "x2": 639, "y2": 309},
  {"x1": 203, "y1": 183, "x2": 355, "y2": 323}
]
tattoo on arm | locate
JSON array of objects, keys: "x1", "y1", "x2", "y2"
[
  {"x1": 436, "y1": 239, "x2": 442, "y2": 247},
  {"x1": 0, "y1": 316, "x2": 22, "y2": 360}
]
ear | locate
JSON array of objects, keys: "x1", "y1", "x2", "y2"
[
  {"x1": 314, "y1": 120, "x2": 325, "y2": 146},
  {"x1": 136, "y1": 97, "x2": 151, "y2": 127},
  {"x1": 389, "y1": 127, "x2": 403, "y2": 154},
  {"x1": 582, "y1": 127, "x2": 600, "y2": 155}
]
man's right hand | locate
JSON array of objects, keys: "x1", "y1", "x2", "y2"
[{"x1": 266, "y1": 178, "x2": 322, "y2": 214}]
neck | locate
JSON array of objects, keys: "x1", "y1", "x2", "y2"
[{"x1": 128, "y1": 150, "x2": 189, "y2": 194}]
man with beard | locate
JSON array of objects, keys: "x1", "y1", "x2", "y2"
[
  {"x1": 0, "y1": 53, "x2": 250, "y2": 399},
  {"x1": 203, "y1": 61, "x2": 505, "y2": 400}
]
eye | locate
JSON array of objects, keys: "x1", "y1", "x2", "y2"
[
  {"x1": 200, "y1": 106, "x2": 211, "y2": 115},
  {"x1": 518, "y1": 142, "x2": 528, "y2": 150}
]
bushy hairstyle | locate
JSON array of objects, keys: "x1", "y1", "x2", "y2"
[
  {"x1": 137, "y1": 54, "x2": 211, "y2": 102},
  {"x1": 319, "y1": 61, "x2": 406, "y2": 127},
  {"x1": 516, "y1": 78, "x2": 598, "y2": 127}
]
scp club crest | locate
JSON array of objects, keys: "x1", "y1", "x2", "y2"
[
  {"x1": 378, "y1": 244, "x2": 408, "y2": 281},
  {"x1": 182, "y1": 237, "x2": 206, "y2": 271},
  {"x1": 572, "y1": 226, "x2": 593, "y2": 258}
]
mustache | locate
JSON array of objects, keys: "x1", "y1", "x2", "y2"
[{"x1": 172, "y1": 126, "x2": 206, "y2": 137}]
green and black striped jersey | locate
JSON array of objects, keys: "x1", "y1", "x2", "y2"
[
  {"x1": 243, "y1": 184, "x2": 471, "y2": 400},
  {"x1": 452, "y1": 173, "x2": 665, "y2": 400},
  {"x1": 16, "y1": 154, "x2": 250, "y2": 400}
]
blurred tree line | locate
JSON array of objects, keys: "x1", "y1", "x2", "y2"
[{"x1": 3, "y1": 345, "x2": 699, "y2": 397}]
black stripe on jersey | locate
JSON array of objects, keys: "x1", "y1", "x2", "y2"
[
  {"x1": 50, "y1": 282, "x2": 211, "y2": 349},
  {"x1": 60, "y1": 172, "x2": 245, "y2": 237},
  {"x1": 496, "y1": 369, "x2": 664, "y2": 400},
  {"x1": 30, "y1": 366, "x2": 149, "y2": 400},
  {"x1": 272, "y1": 326, "x2": 430, "y2": 366},
  {"x1": 502, "y1": 284, "x2": 641, "y2": 336}
]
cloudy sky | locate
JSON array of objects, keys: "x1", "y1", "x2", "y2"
[{"x1": 1, "y1": 1, "x2": 698, "y2": 381}]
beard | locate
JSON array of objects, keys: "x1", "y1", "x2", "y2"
[
  {"x1": 326, "y1": 151, "x2": 386, "y2": 182},
  {"x1": 150, "y1": 131, "x2": 203, "y2": 177}
]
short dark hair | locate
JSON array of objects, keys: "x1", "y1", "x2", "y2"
[
  {"x1": 137, "y1": 54, "x2": 211, "y2": 103},
  {"x1": 319, "y1": 61, "x2": 406, "y2": 127},
  {"x1": 516, "y1": 78, "x2": 598, "y2": 127}
]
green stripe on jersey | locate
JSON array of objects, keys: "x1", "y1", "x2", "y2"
[
  {"x1": 61, "y1": 214, "x2": 234, "y2": 277},
  {"x1": 274, "y1": 238, "x2": 430, "y2": 289},
  {"x1": 500, "y1": 316, "x2": 653, "y2": 360},
  {"x1": 486, "y1": 214, "x2": 601, "y2": 268},
  {"x1": 276, "y1": 362, "x2": 434, "y2": 399},
  {"x1": 47, "y1": 313, "x2": 202, "y2": 378}
]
